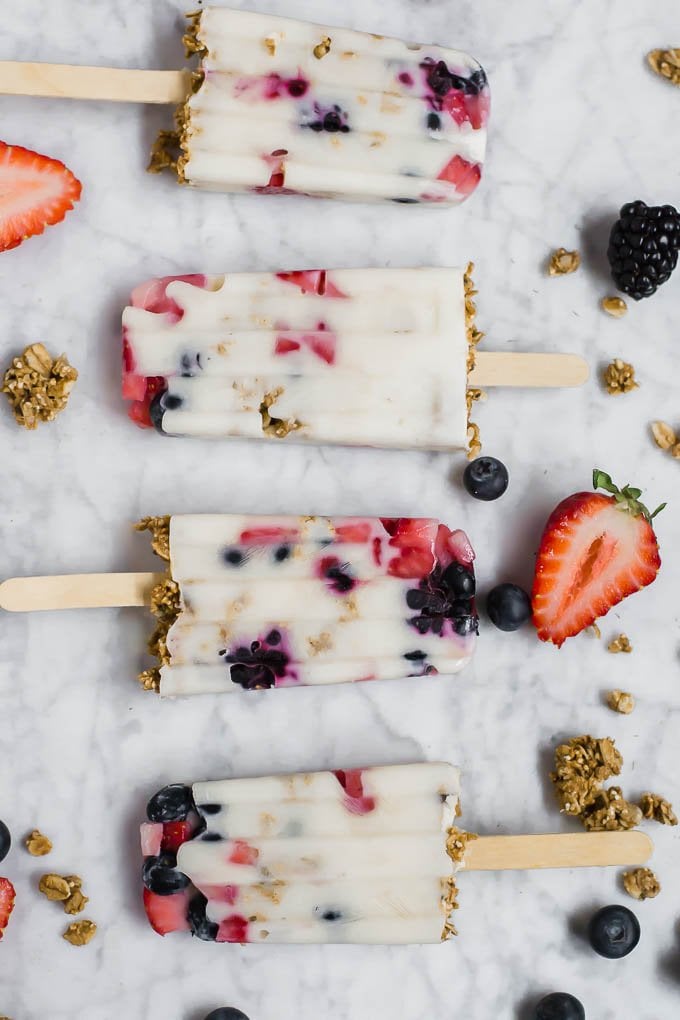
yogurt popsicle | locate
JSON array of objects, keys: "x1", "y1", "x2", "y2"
[
  {"x1": 150, "y1": 7, "x2": 489, "y2": 205},
  {"x1": 123, "y1": 266, "x2": 482, "y2": 453},
  {"x1": 137, "y1": 514, "x2": 477, "y2": 696},
  {"x1": 140, "y1": 762, "x2": 466, "y2": 944}
]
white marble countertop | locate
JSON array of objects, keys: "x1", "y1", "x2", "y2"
[{"x1": 1, "y1": 1, "x2": 680, "y2": 1018}]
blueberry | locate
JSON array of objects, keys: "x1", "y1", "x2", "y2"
[
  {"x1": 142, "y1": 853, "x2": 190, "y2": 896},
  {"x1": 148, "y1": 390, "x2": 167, "y2": 433},
  {"x1": 204, "y1": 1010, "x2": 250, "y2": 1020},
  {"x1": 427, "y1": 112, "x2": 441, "y2": 131},
  {"x1": 266, "y1": 629, "x2": 282, "y2": 645},
  {"x1": 180, "y1": 352, "x2": 201, "y2": 377},
  {"x1": 426, "y1": 60, "x2": 453, "y2": 95},
  {"x1": 324, "y1": 563, "x2": 355, "y2": 594},
  {"x1": 146, "y1": 784, "x2": 195, "y2": 822},
  {"x1": 274, "y1": 544, "x2": 291, "y2": 562},
  {"x1": 441, "y1": 563, "x2": 475, "y2": 598},
  {"x1": 588, "y1": 904, "x2": 640, "y2": 959},
  {"x1": 198, "y1": 803, "x2": 221, "y2": 815},
  {"x1": 486, "y1": 583, "x2": 532, "y2": 632},
  {"x1": 320, "y1": 909, "x2": 343, "y2": 921},
  {"x1": 463, "y1": 456, "x2": 509, "y2": 500},
  {"x1": 0, "y1": 821, "x2": 10, "y2": 863},
  {"x1": 287, "y1": 78, "x2": 308, "y2": 98},
  {"x1": 323, "y1": 111, "x2": 343, "y2": 132},
  {"x1": 163, "y1": 393, "x2": 183, "y2": 411},
  {"x1": 404, "y1": 650, "x2": 427, "y2": 661},
  {"x1": 223, "y1": 548, "x2": 244, "y2": 566},
  {"x1": 535, "y1": 992, "x2": 585, "y2": 1020},
  {"x1": 188, "y1": 892, "x2": 219, "y2": 941},
  {"x1": 201, "y1": 832, "x2": 223, "y2": 842}
]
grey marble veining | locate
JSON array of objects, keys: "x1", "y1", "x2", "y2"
[{"x1": 0, "y1": 1, "x2": 679, "y2": 1018}]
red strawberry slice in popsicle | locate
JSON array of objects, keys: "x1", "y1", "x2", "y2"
[
  {"x1": 239, "y1": 525, "x2": 300, "y2": 545},
  {"x1": 383, "y1": 518, "x2": 438, "y2": 579},
  {"x1": 161, "y1": 821, "x2": 193, "y2": 854},
  {"x1": 0, "y1": 142, "x2": 81, "y2": 253},
  {"x1": 334, "y1": 521, "x2": 373, "y2": 544},
  {"x1": 216, "y1": 914, "x2": 250, "y2": 942},
  {"x1": 0, "y1": 877, "x2": 15, "y2": 940},
  {"x1": 436, "y1": 155, "x2": 482, "y2": 198},
  {"x1": 276, "y1": 270, "x2": 348, "y2": 298},
  {"x1": 532, "y1": 470, "x2": 663, "y2": 647},
  {"x1": 228, "y1": 840, "x2": 259, "y2": 866},
  {"x1": 143, "y1": 888, "x2": 191, "y2": 936}
]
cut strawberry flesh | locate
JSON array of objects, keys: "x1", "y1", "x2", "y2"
[
  {"x1": 0, "y1": 142, "x2": 81, "y2": 253},
  {"x1": 161, "y1": 821, "x2": 193, "y2": 853},
  {"x1": 143, "y1": 888, "x2": 191, "y2": 936},
  {"x1": 334, "y1": 769, "x2": 376, "y2": 814},
  {"x1": 228, "y1": 840, "x2": 259, "y2": 866},
  {"x1": 216, "y1": 914, "x2": 250, "y2": 943},
  {"x1": 0, "y1": 877, "x2": 16, "y2": 939}
]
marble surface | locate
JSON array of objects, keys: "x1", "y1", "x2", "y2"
[{"x1": 1, "y1": 1, "x2": 679, "y2": 1017}]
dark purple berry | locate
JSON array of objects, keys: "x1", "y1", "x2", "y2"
[
  {"x1": 486, "y1": 583, "x2": 531, "y2": 632},
  {"x1": 0, "y1": 821, "x2": 10, "y2": 863},
  {"x1": 320, "y1": 909, "x2": 343, "y2": 921},
  {"x1": 287, "y1": 78, "x2": 308, "y2": 98},
  {"x1": 323, "y1": 111, "x2": 343, "y2": 132},
  {"x1": 148, "y1": 389, "x2": 168, "y2": 433},
  {"x1": 588, "y1": 904, "x2": 640, "y2": 958},
  {"x1": 223, "y1": 547, "x2": 244, "y2": 566},
  {"x1": 274, "y1": 544, "x2": 291, "y2": 562},
  {"x1": 188, "y1": 892, "x2": 218, "y2": 941},
  {"x1": 147, "y1": 784, "x2": 195, "y2": 822},
  {"x1": 201, "y1": 832, "x2": 222, "y2": 842},
  {"x1": 427, "y1": 112, "x2": 441, "y2": 131},
  {"x1": 441, "y1": 562, "x2": 475, "y2": 598},
  {"x1": 535, "y1": 993, "x2": 585, "y2": 1020},
  {"x1": 463, "y1": 456, "x2": 509, "y2": 500},
  {"x1": 204, "y1": 1010, "x2": 250, "y2": 1020},
  {"x1": 197, "y1": 803, "x2": 221, "y2": 815},
  {"x1": 607, "y1": 200, "x2": 680, "y2": 299},
  {"x1": 404, "y1": 649, "x2": 427, "y2": 661},
  {"x1": 180, "y1": 351, "x2": 202, "y2": 377},
  {"x1": 142, "y1": 853, "x2": 190, "y2": 896}
]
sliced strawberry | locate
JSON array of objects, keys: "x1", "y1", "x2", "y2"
[
  {"x1": 216, "y1": 913, "x2": 250, "y2": 943},
  {"x1": 196, "y1": 884, "x2": 238, "y2": 906},
  {"x1": 161, "y1": 821, "x2": 193, "y2": 854},
  {"x1": 435, "y1": 525, "x2": 475, "y2": 569},
  {"x1": 274, "y1": 336, "x2": 301, "y2": 356},
  {"x1": 384, "y1": 518, "x2": 438, "y2": 579},
  {"x1": 143, "y1": 888, "x2": 190, "y2": 936},
  {"x1": 0, "y1": 142, "x2": 81, "y2": 253},
  {"x1": 127, "y1": 376, "x2": 167, "y2": 430},
  {"x1": 140, "y1": 822, "x2": 163, "y2": 857},
  {"x1": 335, "y1": 521, "x2": 373, "y2": 544},
  {"x1": 228, "y1": 840, "x2": 259, "y2": 866},
  {"x1": 532, "y1": 470, "x2": 662, "y2": 647},
  {"x1": 436, "y1": 154, "x2": 482, "y2": 197},
  {"x1": 276, "y1": 270, "x2": 347, "y2": 298},
  {"x1": 239, "y1": 525, "x2": 300, "y2": 545},
  {"x1": 334, "y1": 769, "x2": 376, "y2": 815},
  {"x1": 130, "y1": 275, "x2": 208, "y2": 319},
  {"x1": 0, "y1": 877, "x2": 15, "y2": 939}
]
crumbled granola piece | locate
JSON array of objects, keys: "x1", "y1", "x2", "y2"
[
  {"x1": 608, "y1": 634, "x2": 633, "y2": 654},
  {"x1": 25, "y1": 830, "x2": 53, "y2": 856},
  {"x1": 623, "y1": 867, "x2": 661, "y2": 901},
  {"x1": 603, "y1": 359, "x2": 638, "y2": 394},
  {"x1": 601, "y1": 296, "x2": 628, "y2": 318},
  {"x1": 445, "y1": 827, "x2": 478, "y2": 864},
  {"x1": 440, "y1": 876, "x2": 460, "y2": 940},
  {"x1": 651, "y1": 420, "x2": 677, "y2": 449},
  {"x1": 639, "y1": 793, "x2": 678, "y2": 826},
  {"x1": 313, "y1": 35, "x2": 332, "y2": 59},
  {"x1": 62, "y1": 919, "x2": 97, "y2": 946},
  {"x1": 548, "y1": 248, "x2": 581, "y2": 276},
  {"x1": 263, "y1": 35, "x2": 276, "y2": 55},
  {"x1": 63, "y1": 888, "x2": 89, "y2": 916},
  {"x1": 606, "y1": 689, "x2": 635, "y2": 714},
  {"x1": 581, "y1": 786, "x2": 643, "y2": 831},
  {"x1": 551, "y1": 735, "x2": 623, "y2": 815},
  {"x1": 2, "y1": 343, "x2": 78, "y2": 429},
  {"x1": 648, "y1": 48, "x2": 680, "y2": 86},
  {"x1": 135, "y1": 516, "x2": 171, "y2": 561},
  {"x1": 38, "y1": 874, "x2": 71, "y2": 901},
  {"x1": 138, "y1": 667, "x2": 161, "y2": 693}
]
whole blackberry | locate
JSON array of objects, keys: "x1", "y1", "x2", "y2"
[{"x1": 607, "y1": 200, "x2": 680, "y2": 299}]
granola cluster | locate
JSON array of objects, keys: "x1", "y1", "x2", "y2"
[
  {"x1": 464, "y1": 263, "x2": 484, "y2": 459},
  {"x1": 135, "y1": 516, "x2": 171, "y2": 562},
  {"x1": 608, "y1": 633, "x2": 633, "y2": 654},
  {"x1": 136, "y1": 518, "x2": 181, "y2": 693},
  {"x1": 63, "y1": 920, "x2": 97, "y2": 947},
  {"x1": 39, "y1": 873, "x2": 88, "y2": 916},
  {"x1": 623, "y1": 867, "x2": 661, "y2": 901},
  {"x1": 648, "y1": 48, "x2": 680, "y2": 87},
  {"x1": 606, "y1": 689, "x2": 635, "y2": 715},
  {"x1": 2, "y1": 343, "x2": 78, "y2": 429},
  {"x1": 446, "y1": 826, "x2": 478, "y2": 865},
  {"x1": 25, "y1": 829, "x2": 52, "y2": 857},
  {"x1": 651, "y1": 420, "x2": 680, "y2": 459},
  {"x1": 640, "y1": 793, "x2": 678, "y2": 826},
  {"x1": 548, "y1": 248, "x2": 581, "y2": 276},
  {"x1": 603, "y1": 359, "x2": 638, "y2": 395}
]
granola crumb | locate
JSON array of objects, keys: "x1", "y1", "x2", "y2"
[
  {"x1": 581, "y1": 786, "x2": 643, "y2": 831},
  {"x1": 639, "y1": 793, "x2": 678, "y2": 826},
  {"x1": 2, "y1": 343, "x2": 78, "y2": 429},
  {"x1": 608, "y1": 634, "x2": 633, "y2": 654},
  {"x1": 63, "y1": 888, "x2": 89, "y2": 916},
  {"x1": 38, "y1": 874, "x2": 71, "y2": 901},
  {"x1": 551, "y1": 735, "x2": 623, "y2": 816},
  {"x1": 440, "y1": 876, "x2": 460, "y2": 940},
  {"x1": 651, "y1": 420, "x2": 680, "y2": 460},
  {"x1": 603, "y1": 358, "x2": 638, "y2": 395},
  {"x1": 135, "y1": 516, "x2": 171, "y2": 561},
  {"x1": 648, "y1": 48, "x2": 680, "y2": 87},
  {"x1": 62, "y1": 919, "x2": 97, "y2": 946},
  {"x1": 601, "y1": 296, "x2": 628, "y2": 318},
  {"x1": 548, "y1": 248, "x2": 581, "y2": 276},
  {"x1": 446, "y1": 826, "x2": 478, "y2": 865},
  {"x1": 623, "y1": 866, "x2": 661, "y2": 901},
  {"x1": 606, "y1": 689, "x2": 635, "y2": 714},
  {"x1": 25, "y1": 830, "x2": 53, "y2": 856},
  {"x1": 263, "y1": 35, "x2": 276, "y2": 55},
  {"x1": 313, "y1": 35, "x2": 332, "y2": 59}
]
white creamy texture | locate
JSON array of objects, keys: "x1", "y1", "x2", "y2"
[
  {"x1": 123, "y1": 267, "x2": 470, "y2": 450},
  {"x1": 177, "y1": 762, "x2": 462, "y2": 943},
  {"x1": 183, "y1": 7, "x2": 488, "y2": 204},
  {"x1": 158, "y1": 514, "x2": 476, "y2": 696}
]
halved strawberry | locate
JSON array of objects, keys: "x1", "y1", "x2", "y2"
[
  {"x1": 0, "y1": 877, "x2": 16, "y2": 939},
  {"x1": 0, "y1": 142, "x2": 81, "y2": 252},
  {"x1": 383, "y1": 518, "x2": 438, "y2": 579},
  {"x1": 532, "y1": 470, "x2": 663, "y2": 647},
  {"x1": 143, "y1": 888, "x2": 190, "y2": 936},
  {"x1": 161, "y1": 821, "x2": 193, "y2": 854},
  {"x1": 436, "y1": 154, "x2": 482, "y2": 197}
]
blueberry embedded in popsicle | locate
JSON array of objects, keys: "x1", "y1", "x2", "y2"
[
  {"x1": 188, "y1": 891, "x2": 219, "y2": 941},
  {"x1": 147, "y1": 784, "x2": 196, "y2": 823},
  {"x1": 142, "y1": 853, "x2": 191, "y2": 896},
  {"x1": 441, "y1": 562, "x2": 476, "y2": 598}
]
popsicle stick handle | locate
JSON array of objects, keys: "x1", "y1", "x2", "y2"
[
  {"x1": 464, "y1": 831, "x2": 652, "y2": 871},
  {"x1": 470, "y1": 352, "x2": 589, "y2": 388},
  {"x1": 0, "y1": 63, "x2": 190, "y2": 104},
  {"x1": 0, "y1": 573, "x2": 162, "y2": 612}
]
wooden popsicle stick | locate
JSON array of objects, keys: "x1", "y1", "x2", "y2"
[
  {"x1": 470, "y1": 352, "x2": 589, "y2": 388},
  {"x1": 464, "y1": 831, "x2": 652, "y2": 872},
  {"x1": 0, "y1": 572, "x2": 161, "y2": 613},
  {"x1": 0, "y1": 63, "x2": 190, "y2": 104}
]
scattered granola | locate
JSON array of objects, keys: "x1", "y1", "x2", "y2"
[
  {"x1": 63, "y1": 887, "x2": 89, "y2": 916},
  {"x1": 25, "y1": 830, "x2": 52, "y2": 856},
  {"x1": 622, "y1": 867, "x2": 661, "y2": 901},
  {"x1": 313, "y1": 35, "x2": 332, "y2": 59},
  {"x1": 603, "y1": 359, "x2": 638, "y2": 395},
  {"x1": 446, "y1": 827, "x2": 478, "y2": 865},
  {"x1": 2, "y1": 343, "x2": 78, "y2": 429},
  {"x1": 551, "y1": 735, "x2": 623, "y2": 816},
  {"x1": 651, "y1": 420, "x2": 680, "y2": 459},
  {"x1": 606, "y1": 689, "x2": 635, "y2": 715},
  {"x1": 581, "y1": 786, "x2": 643, "y2": 831},
  {"x1": 648, "y1": 48, "x2": 680, "y2": 87},
  {"x1": 38, "y1": 874, "x2": 71, "y2": 901},
  {"x1": 134, "y1": 516, "x2": 171, "y2": 562},
  {"x1": 548, "y1": 248, "x2": 581, "y2": 276},
  {"x1": 608, "y1": 634, "x2": 633, "y2": 654},
  {"x1": 601, "y1": 296, "x2": 628, "y2": 318},
  {"x1": 39, "y1": 873, "x2": 88, "y2": 914},
  {"x1": 639, "y1": 793, "x2": 678, "y2": 826},
  {"x1": 62, "y1": 919, "x2": 97, "y2": 946}
]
